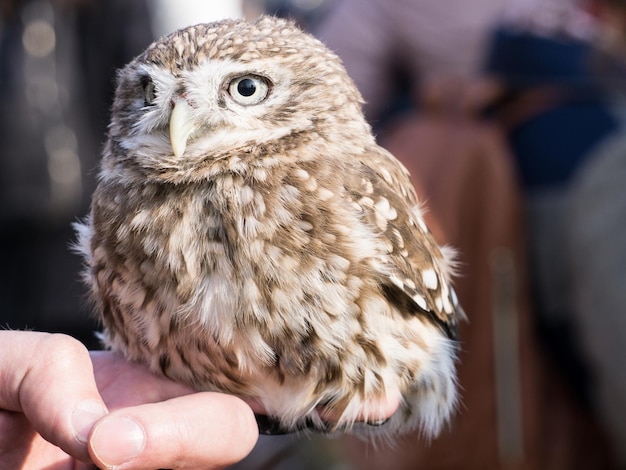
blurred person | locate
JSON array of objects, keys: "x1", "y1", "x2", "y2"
[
  {"x1": 484, "y1": 0, "x2": 619, "y2": 407},
  {"x1": 484, "y1": 0, "x2": 626, "y2": 466},
  {"x1": 0, "y1": 0, "x2": 153, "y2": 346},
  {"x1": 565, "y1": 0, "x2": 626, "y2": 465},
  {"x1": 487, "y1": 0, "x2": 626, "y2": 456}
]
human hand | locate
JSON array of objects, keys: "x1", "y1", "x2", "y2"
[{"x1": 0, "y1": 331, "x2": 258, "y2": 469}]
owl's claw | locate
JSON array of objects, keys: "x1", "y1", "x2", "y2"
[
  {"x1": 365, "y1": 417, "x2": 390, "y2": 426},
  {"x1": 255, "y1": 414, "x2": 331, "y2": 435},
  {"x1": 254, "y1": 413, "x2": 390, "y2": 435},
  {"x1": 255, "y1": 414, "x2": 282, "y2": 435},
  {"x1": 254, "y1": 414, "x2": 293, "y2": 435}
]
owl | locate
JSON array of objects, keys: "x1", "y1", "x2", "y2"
[{"x1": 75, "y1": 16, "x2": 462, "y2": 440}]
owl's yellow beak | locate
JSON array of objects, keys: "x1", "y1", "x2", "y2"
[{"x1": 169, "y1": 99, "x2": 197, "y2": 158}]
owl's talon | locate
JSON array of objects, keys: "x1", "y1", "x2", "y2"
[
  {"x1": 255, "y1": 414, "x2": 292, "y2": 435},
  {"x1": 366, "y1": 418, "x2": 390, "y2": 427},
  {"x1": 254, "y1": 414, "x2": 336, "y2": 435}
]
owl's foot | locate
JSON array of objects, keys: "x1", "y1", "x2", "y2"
[{"x1": 254, "y1": 393, "x2": 400, "y2": 435}]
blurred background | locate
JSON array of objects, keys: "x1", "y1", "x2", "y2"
[{"x1": 1, "y1": 0, "x2": 625, "y2": 468}]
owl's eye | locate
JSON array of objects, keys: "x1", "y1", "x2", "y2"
[
  {"x1": 228, "y1": 75, "x2": 270, "y2": 106},
  {"x1": 141, "y1": 76, "x2": 157, "y2": 106}
]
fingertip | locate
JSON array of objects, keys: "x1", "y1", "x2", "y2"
[
  {"x1": 88, "y1": 393, "x2": 258, "y2": 469},
  {"x1": 89, "y1": 415, "x2": 146, "y2": 469}
]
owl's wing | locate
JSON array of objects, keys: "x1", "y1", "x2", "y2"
[{"x1": 348, "y1": 146, "x2": 462, "y2": 340}]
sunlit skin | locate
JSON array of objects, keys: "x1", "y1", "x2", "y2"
[{"x1": 0, "y1": 331, "x2": 258, "y2": 469}]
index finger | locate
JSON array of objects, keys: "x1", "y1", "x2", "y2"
[{"x1": 0, "y1": 331, "x2": 108, "y2": 462}]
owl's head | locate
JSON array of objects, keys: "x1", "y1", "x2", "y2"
[{"x1": 105, "y1": 16, "x2": 370, "y2": 182}]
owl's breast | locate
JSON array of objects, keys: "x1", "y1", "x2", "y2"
[{"x1": 89, "y1": 168, "x2": 391, "y2": 387}]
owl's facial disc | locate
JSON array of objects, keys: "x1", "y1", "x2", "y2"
[
  {"x1": 124, "y1": 58, "x2": 322, "y2": 166},
  {"x1": 170, "y1": 98, "x2": 197, "y2": 158}
]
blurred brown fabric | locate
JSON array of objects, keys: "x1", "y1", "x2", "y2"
[{"x1": 334, "y1": 107, "x2": 615, "y2": 469}]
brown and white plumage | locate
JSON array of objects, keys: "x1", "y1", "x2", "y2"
[{"x1": 75, "y1": 16, "x2": 462, "y2": 440}]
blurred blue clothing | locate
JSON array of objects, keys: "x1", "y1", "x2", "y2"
[
  {"x1": 510, "y1": 103, "x2": 617, "y2": 188},
  {"x1": 485, "y1": 28, "x2": 620, "y2": 189}
]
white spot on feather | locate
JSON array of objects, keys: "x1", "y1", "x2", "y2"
[
  {"x1": 318, "y1": 188, "x2": 334, "y2": 201},
  {"x1": 358, "y1": 196, "x2": 374, "y2": 207},
  {"x1": 294, "y1": 168, "x2": 310, "y2": 180},
  {"x1": 303, "y1": 177, "x2": 318, "y2": 191},
  {"x1": 379, "y1": 167, "x2": 393, "y2": 185},
  {"x1": 297, "y1": 220, "x2": 313, "y2": 231},
  {"x1": 450, "y1": 287, "x2": 459, "y2": 306},
  {"x1": 389, "y1": 274, "x2": 404, "y2": 289},
  {"x1": 239, "y1": 185, "x2": 254, "y2": 205},
  {"x1": 361, "y1": 178, "x2": 374, "y2": 194},
  {"x1": 422, "y1": 269, "x2": 439, "y2": 290},
  {"x1": 412, "y1": 294, "x2": 428, "y2": 310},
  {"x1": 374, "y1": 197, "x2": 397, "y2": 221}
]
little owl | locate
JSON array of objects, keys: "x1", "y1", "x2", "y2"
[{"x1": 75, "y1": 16, "x2": 463, "y2": 440}]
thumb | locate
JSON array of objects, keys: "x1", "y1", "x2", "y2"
[
  {"x1": 0, "y1": 331, "x2": 108, "y2": 462},
  {"x1": 88, "y1": 392, "x2": 258, "y2": 469}
]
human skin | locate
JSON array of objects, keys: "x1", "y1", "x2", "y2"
[{"x1": 0, "y1": 331, "x2": 259, "y2": 469}]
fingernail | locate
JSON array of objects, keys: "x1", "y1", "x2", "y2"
[
  {"x1": 91, "y1": 415, "x2": 145, "y2": 467},
  {"x1": 72, "y1": 400, "x2": 108, "y2": 443}
]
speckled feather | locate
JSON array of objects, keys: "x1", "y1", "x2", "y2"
[{"x1": 75, "y1": 16, "x2": 463, "y2": 439}]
